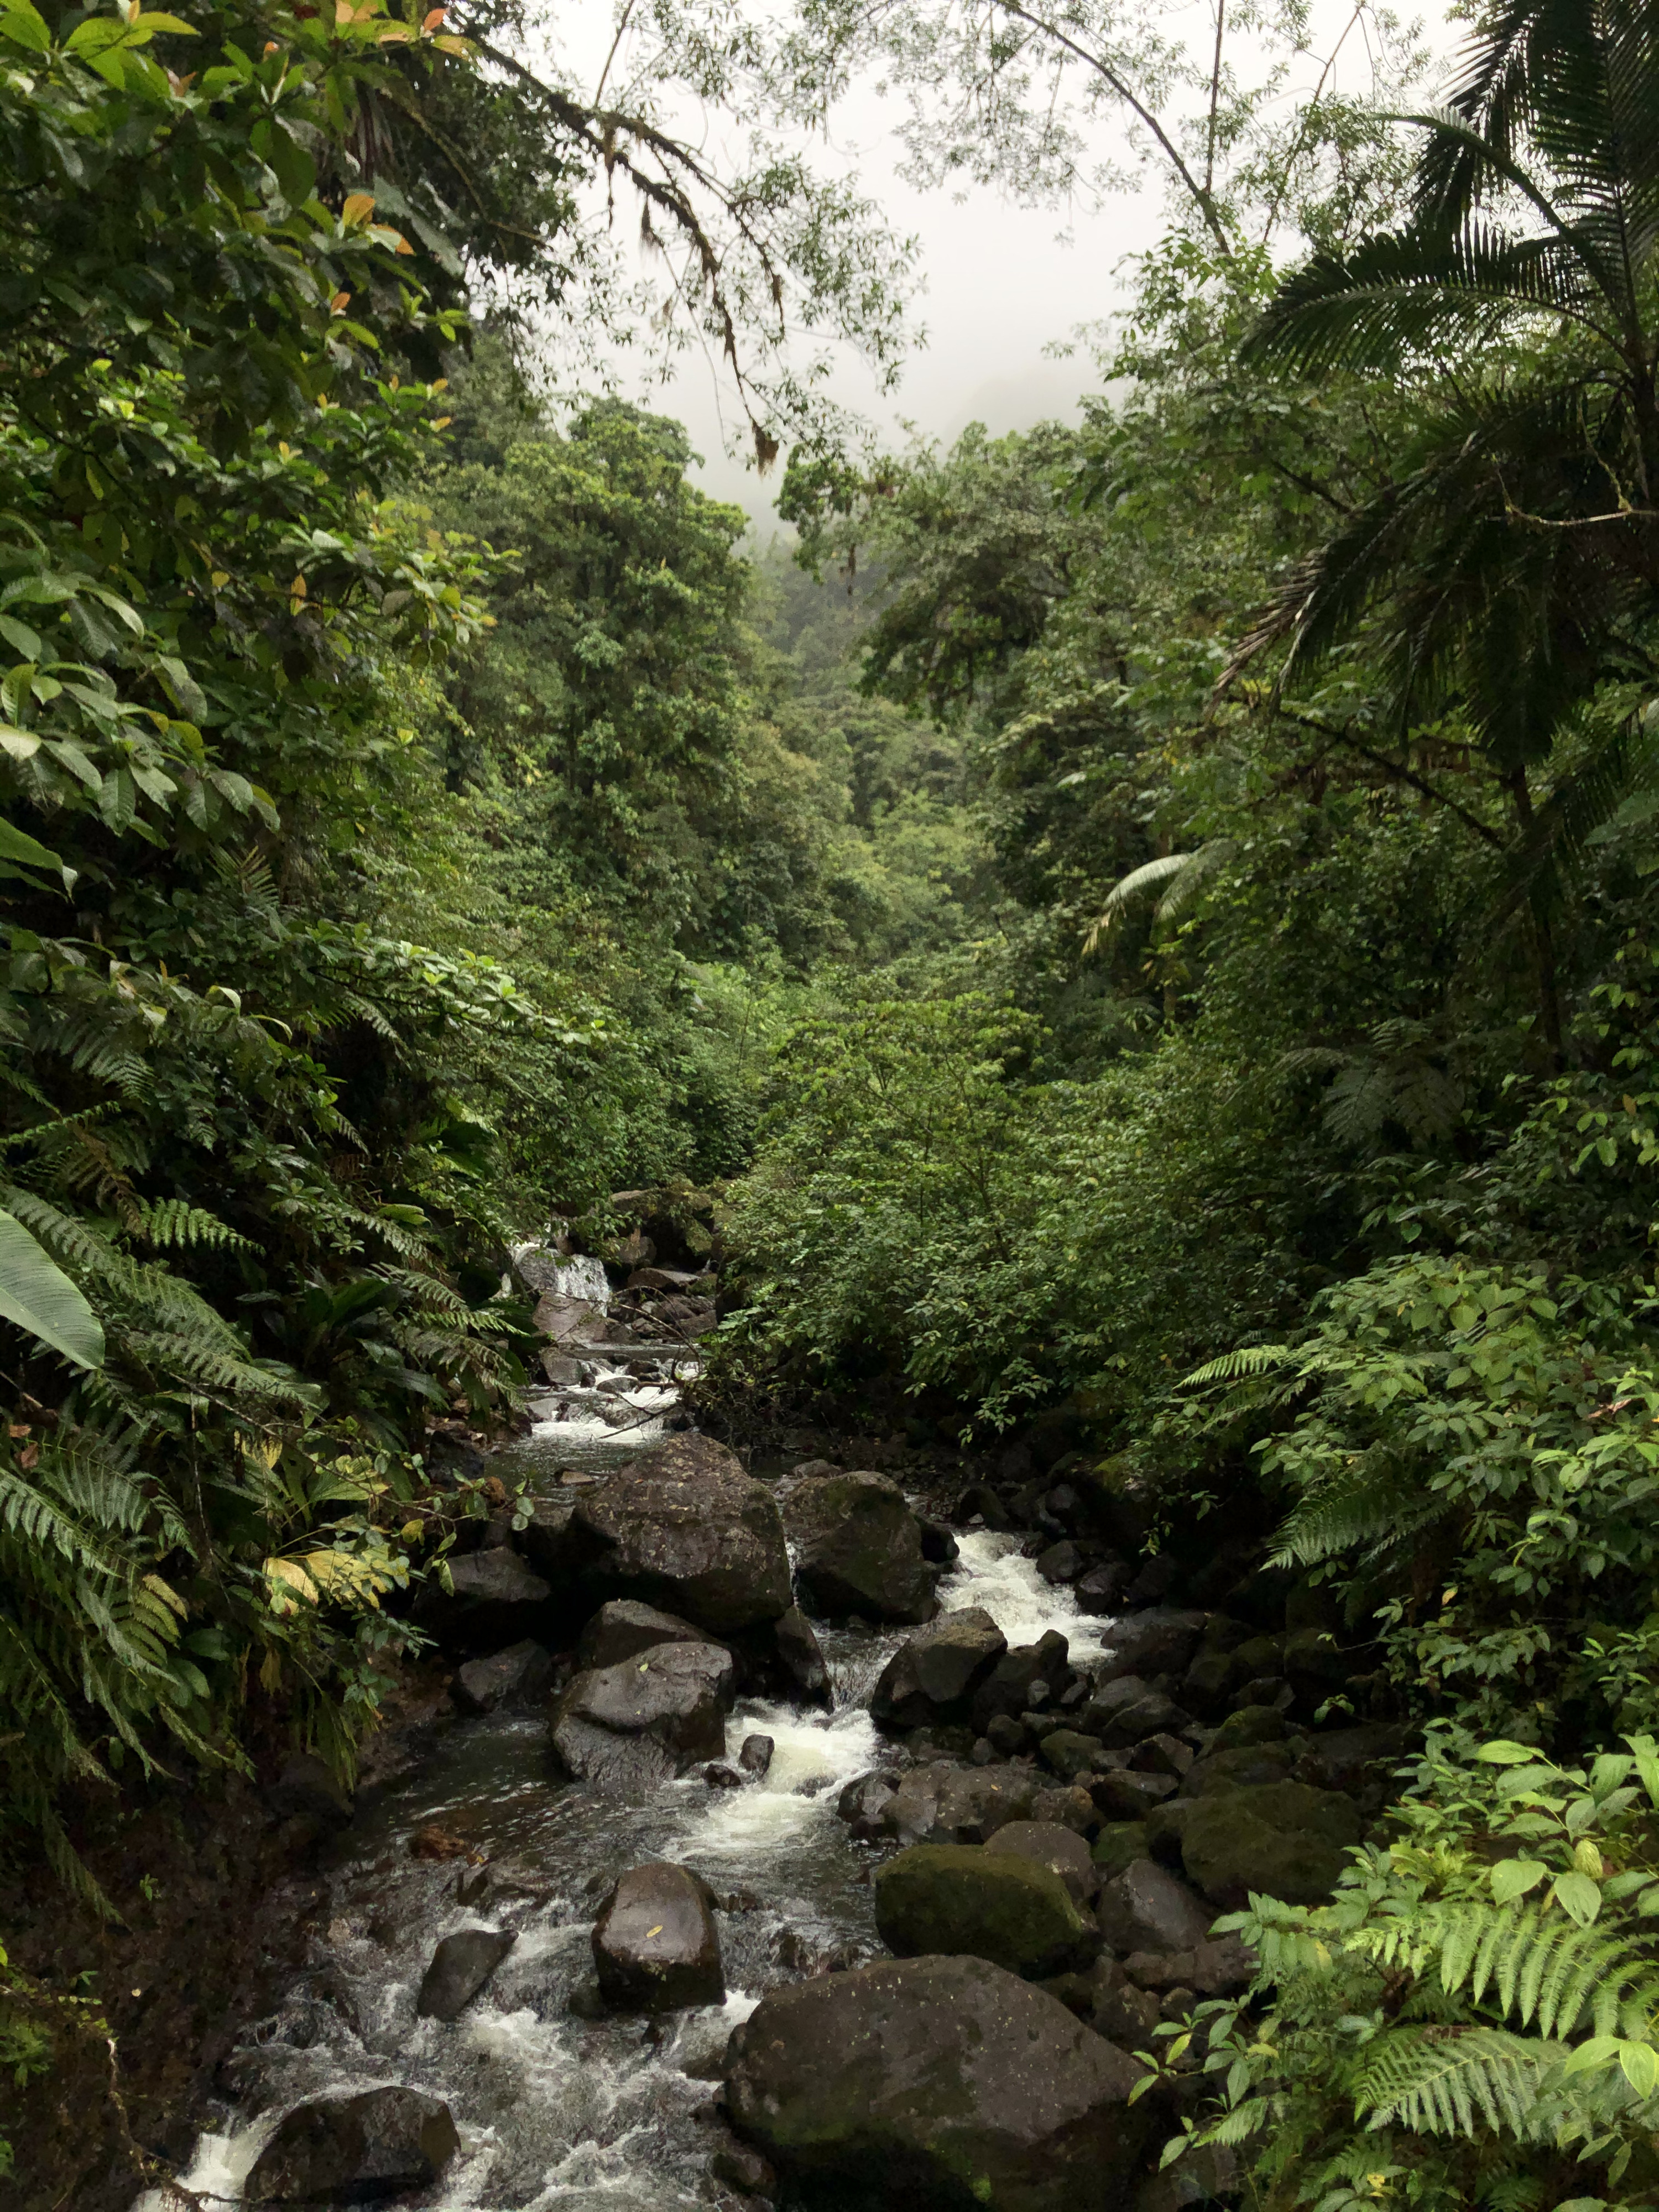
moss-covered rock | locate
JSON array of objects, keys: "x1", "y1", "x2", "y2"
[
  {"x1": 724, "y1": 1954, "x2": 1150, "y2": 2212},
  {"x1": 784, "y1": 1470, "x2": 936, "y2": 1623},
  {"x1": 875, "y1": 1843, "x2": 1087, "y2": 1978},
  {"x1": 1179, "y1": 1781, "x2": 1362, "y2": 1908},
  {"x1": 1089, "y1": 1823, "x2": 1150, "y2": 1880}
]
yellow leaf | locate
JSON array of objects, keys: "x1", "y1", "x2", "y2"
[
  {"x1": 645, "y1": 1924, "x2": 664, "y2": 1939},
  {"x1": 400, "y1": 1519, "x2": 425, "y2": 1542},
  {"x1": 211, "y1": 570, "x2": 229, "y2": 588},
  {"x1": 290, "y1": 572, "x2": 307, "y2": 598},
  {"x1": 342, "y1": 191, "x2": 376, "y2": 225},
  {"x1": 266, "y1": 1557, "x2": 320, "y2": 1603},
  {"x1": 259, "y1": 1647, "x2": 283, "y2": 1691}
]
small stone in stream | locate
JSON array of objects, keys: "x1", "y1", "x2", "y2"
[
  {"x1": 451, "y1": 1639, "x2": 554, "y2": 1715},
  {"x1": 592, "y1": 1861, "x2": 724, "y2": 2013},
  {"x1": 738, "y1": 1733, "x2": 774, "y2": 1778},
  {"x1": 1036, "y1": 1540, "x2": 1082, "y2": 1585},
  {"x1": 918, "y1": 1517, "x2": 959, "y2": 1565},
  {"x1": 417, "y1": 1926, "x2": 516, "y2": 2020},
  {"x1": 871, "y1": 1606, "x2": 1007, "y2": 1730},
  {"x1": 1092, "y1": 1770, "x2": 1177, "y2": 1823},
  {"x1": 971, "y1": 1736, "x2": 997, "y2": 1765},
  {"x1": 577, "y1": 1598, "x2": 706, "y2": 1672},
  {"x1": 1074, "y1": 1561, "x2": 1133, "y2": 1616},
  {"x1": 711, "y1": 2141, "x2": 778, "y2": 2197},
  {"x1": 244, "y1": 2086, "x2": 460, "y2": 2204},
  {"x1": 410, "y1": 1823, "x2": 474, "y2": 1861},
  {"x1": 703, "y1": 1762, "x2": 745, "y2": 1788},
  {"x1": 456, "y1": 1864, "x2": 492, "y2": 1907},
  {"x1": 837, "y1": 1770, "x2": 899, "y2": 1840},
  {"x1": 970, "y1": 1633, "x2": 1072, "y2": 1733},
  {"x1": 1095, "y1": 1859, "x2": 1214, "y2": 1955},
  {"x1": 1129, "y1": 1732, "x2": 1193, "y2": 1777},
  {"x1": 773, "y1": 1603, "x2": 830, "y2": 1701},
  {"x1": 989, "y1": 1819, "x2": 1099, "y2": 1905}
]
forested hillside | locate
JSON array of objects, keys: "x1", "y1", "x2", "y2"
[{"x1": 10, "y1": 0, "x2": 1659, "y2": 2205}]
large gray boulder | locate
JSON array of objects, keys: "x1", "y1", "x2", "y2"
[
  {"x1": 872, "y1": 1608, "x2": 1006, "y2": 1729},
  {"x1": 1095, "y1": 1859, "x2": 1214, "y2": 1957},
  {"x1": 783, "y1": 1471, "x2": 936, "y2": 1624},
  {"x1": 550, "y1": 1639, "x2": 735, "y2": 1792},
  {"x1": 875, "y1": 1844, "x2": 1088, "y2": 1979},
  {"x1": 724, "y1": 1954, "x2": 1150, "y2": 2212},
  {"x1": 416, "y1": 1927, "x2": 515, "y2": 2020},
  {"x1": 451, "y1": 1640, "x2": 552, "y2": 1715},
  {"x1": 881, "y1": 1761, "x2": 1038, "y2": 1846},
  {"x1": 569, "y1": 1434, "x2": 791, "y2": 1632},
  {"x1": 244, "y1": 2087, "x2": 460, "y2": 2203},
  {"x1": 593, "y1": 1862, "x2": 724, "y2": 2013}
]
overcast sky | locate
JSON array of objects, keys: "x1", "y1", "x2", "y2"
[{"x1": 546, "y1": 2, "x2": 1458, "y2": 526}]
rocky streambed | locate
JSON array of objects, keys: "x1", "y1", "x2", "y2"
[{"x1": 135, "y1": 1369, "x2": 1407, "y2": 2212}]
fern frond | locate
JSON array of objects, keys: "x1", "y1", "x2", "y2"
[{"x1": 1354, "y1": 2025, "x2": 1559, "y2": 2140}]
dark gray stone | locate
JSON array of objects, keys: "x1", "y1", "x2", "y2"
[
  {"x1": 571, "y1": 1434, "x2": 791, "y2": 1633},
  {"x1": 724, "y1": 1955, "x2": 1150, "y2": 2212},
  {"x1": 881, "y1": 1761, "x2": 1037, "y2": 1845},
  {"x1": 872, "y1": 1607, "x2": 1007, "y2": 1729},
  {"x1": 1095, "y1": 1859, "x2": 1215, "y2": 1956},
  {"x1": 550, "y1": 1639, "x2": 735, "y2": 1792},
  {"x1": 593, "y1": 1861, "x2": 724, "y2": 2012},
  {"x1": 875, "y1": 1844, "x2": 1088, "y2": 1978},
  {"x1": 988, "y1": 1819, "x2": 1099, "y2": 1905},
  {"x1": 451, "y1": 1640, "x2": 553, "y2": 1715},
  {"x1": 577, "y1": 1598, "x2": 706, "y2": 1672},
  {"x1": 1178, "y1": 1782, "x2": 1362, "y2": 1910},
  {"x1": 244, "y1": 2086, "x2": 460, "y2": 2203},
  {"x1": 784, "y1": 1470, "x2": 936, "y2": 1624},
  {"x1": 1036, "y1": 1540, "x2": 1083, "y2": 1585},
  {"x1": 774, "y1": 1603, "x2": 830, "y2": 1700},
  {"x1": 739, "y1": 1733, "x2": 774, "y2": 1777},
  {"x1": 971, "y1": 1634, "x2": 1072, "y2": 1734},
  {"x1": 265, "y1": 1754, "x2": 353, "y2": 1826},
  {"x1": 1095, "y1": 1610, "x2": 1207, "y2": 1686},
  {"x1": 838, "y1": 1770, "x2": 900, "y2": 1840},
  {"x1": 416, "y1": 1926, "x2": 516, "y2": 2020}
]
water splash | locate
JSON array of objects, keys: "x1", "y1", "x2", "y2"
[{"x1": 938, "y1": 1528, "x2": 1110, "y2": 1662}]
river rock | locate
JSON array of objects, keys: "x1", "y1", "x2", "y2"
[
  {"x1": 774, "y1": 1602, "x2": 831, "y2": 1700},
  {"x1": 970, "y1": 1633, "x2": 1071, "y2": 1733},
  {"x1": 1095, "y1": 1859, "x2": 1214, "y2": 1956},
  {"x1": 550, "y1": 1639, "x2": 735, "y2": 1791},
  {"x1": 577, "y1": 1598, "x2": 707, "y2": 1671},
  {"x1": 570, "y1": 1434, "x2": 791, "y2": 1632},
  {"x1": 1178, "y1": 1781, "x2": 1361, "y2": 1909},
  {"x1": 592, "y1": 1861, "x2": 724, "y2": 2012},
  {"x1": 871, "y1": 1607, "x2": 1007, "y2": 1729},
  {"x1": 724, "y1": 1954, "x2": 1149, "y2": 2212},
  {"x1": 451, "y1": 1640, "x2": 554, "y2": 1715},
  {"x1": 1096, "y1": 1610, "x2": 1207, "y2": 1686},
  {"x1": 990, "y1": 1820, "x2": 1100, "y2": 1905},
  {"x1": 875, "y1": 1844, "x2": 1088, "y2": 1979},
  {"x1": 783, "y1": 1470, "x2": 936, "y2": 1624},
  {"x1": 881, "y1": 1760, "x2": 1037, "y2": 1845},
  {"x1": 739, "y1": 1733, "x2": 774, "y2": 1777},
  {"x1": 416, "y1": 1926, "x2": 516, "y2": 2020},
  {"x1": 418, "y1": 1548, "x2": 554, "y2": 1656},
  {"x1": 838, "y1": 1770, "x2": 900, "y2": 1839},
  {"x1": 244, "y1": 2086, "x2": 460, "y2": 2203}
]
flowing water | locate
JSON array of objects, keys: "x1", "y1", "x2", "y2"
[{"x1": 139, "y1": 1413, "x2": 1109, "y2": 2212}]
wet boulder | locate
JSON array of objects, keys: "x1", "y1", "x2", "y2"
[
  {"x1": 773, "y1": 1603, "x2": 831, "y2": 1702},
  {"x1": 881, "y1": 1760, "x2": 1037, "y2": 1845},
  {"x1": 244, "y1": 2086, "x2": 460, "y2": 2203},
  {"x1": 577, "y1": 1598, "x2": 706, "y2": 1671},
  {"x1": 875, "y1": 1844, "x2": 1088, "y2": 1979},
  {"x1": 871, "y1": 1607, "x2": 1007, "y2": 1730},
  {"x1": 1095, "y1": 1610, "x2": 1207, "y2": 1687},
  {"x1": 838, "y1": 1769, "x2": 901, "y2": 1840},
  {"x1": 783, "y1": 1471, "x2": 936, "y2": 1624},
  {"x1": 1178, "y1": 1781, "x2": 1361, "y2": 1910},
  {"x1": 990, "y1": 1820, "x2": 1099, "y2": 1905},
  {"x1": 969, "y1": 1632, "x2": 1071, "y2": 1734},
  {"x1": 451, "y1": 1640, "x2": 553, "y2": 1715},
  {"x1": 724, "y1": 1954, "x2": 1150, "y2": 2212},
  {"x1": 592, "y1": 1861, "x2": 724, "y2": 2013},
  {"x1": 416, "y1": 1926, "x2": 516, "y2": 2020},
  {"x1": 569, "y1": 1434, "x2": 791, "y2": 1633},
  {"x1": 550, "y1": 1638, "x2": 735, "y2": 1792},
  {"x1": 417, "y1": 1548, "x2": 554, "y2": 1657},
  {"x1": 739, "y1": 1733, "x2": 774, "y2": 1777},
  {"x1": 1095, "y1": 1859, "x2": 1214, "y2": 1957}
]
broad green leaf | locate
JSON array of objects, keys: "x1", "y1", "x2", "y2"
[
  {"x1": 1552, "y1": 1871, "x2": 1603, "y2": 1926},
  {"x1": 1490, "y1": 1858, "x2": 1547, "y2": 1905},
  {"x1": 1620, "y1": 2041, "x2": 1659, "y2": 2099},
  {"x1": 0, "y1": 0, "x2": 50, "y2": 50},
  {"x1": 1474, "y1": 1740, "x2": 1542, "y2": 1765},
  {"x1": 0, "y1": 1207, "x2": 104, "y2": 1369},
  {"x1": 0, "y1": 814, "x2": 63, "y2": 872}
]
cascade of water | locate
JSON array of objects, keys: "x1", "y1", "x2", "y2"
[{"x1": 135, "y1": 1463, "x2": 1110, "y2": 2210}]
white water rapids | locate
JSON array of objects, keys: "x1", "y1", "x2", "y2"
[{"x1": 137, "y1": 1447, "x2": 1108, "y2": 2211}]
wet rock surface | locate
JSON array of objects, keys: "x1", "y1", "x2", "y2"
[
  {"x1": 784, "y1": 1469, "x2": 938, "y2": 1623},
  {"x1": 450, "y1": 1639, "x2": 552, "y2": 1715},
  {"x1": 550, "y1": 1636, "x2": 736, "y2": 1790},
  {"x1": 569, "y1": 1434, "x2": 792, "y2": 1632},
  {"x1": 872, "y1": 1606, "x2": 1006, "y2": 1729},
  {"x1": 415, "y1": 1926, "x2": 516, "y2": 2020},
  {"x1": 724, "y1": 1954, "x2": 1151, "y2": 2212},
  {"x1": 592, "y1": 1861, "x2": 724, "y2": 2012},
  {"x1": 875, "y1": 1843, "x2": 1089, "y2": 1978},
  {"x1": 244, "y1": 2085, "x2": 460, "y2": 2203}
]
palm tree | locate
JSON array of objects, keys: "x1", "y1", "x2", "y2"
[{"x1": 1236, "y1": 0, "x2": 1659, "y2": 1056}]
